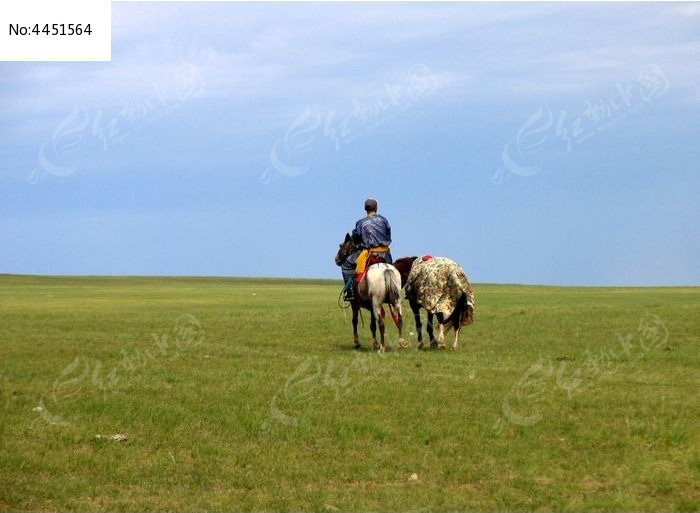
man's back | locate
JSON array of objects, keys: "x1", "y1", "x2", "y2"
[
  {"x1": 338, "y1": 198, "x2": 393, "y2": 302},
  {"x1": 354, "y1": 214, "x2": 392, "y2": 249}
]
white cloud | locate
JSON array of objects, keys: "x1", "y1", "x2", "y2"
[
  {"x1": 3, "y1": 2, "x2": 699, "y2": 146},
  {"x1": 675, "y1": 2, "x2": 700, "y2": 16}
]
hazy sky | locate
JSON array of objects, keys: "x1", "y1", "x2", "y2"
[{"x1": 1, "y1": 2, "x2": 699, "y2": 285}]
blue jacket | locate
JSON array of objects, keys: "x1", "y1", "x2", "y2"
[{"x1": 352, "y1": 214, "x2": 392, "y2": 249}]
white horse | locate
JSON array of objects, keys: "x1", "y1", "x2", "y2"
[{"x1": 335, "y1": 234, "x2": 408, "y2": 352}]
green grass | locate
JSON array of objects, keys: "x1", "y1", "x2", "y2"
[{"x1": 0, "y1": 275, "x2": 698, "y2": 512}]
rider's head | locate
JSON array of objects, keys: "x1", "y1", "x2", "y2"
[{"x1": 364, "y1": 198, "x2": 378, "y2": 213}]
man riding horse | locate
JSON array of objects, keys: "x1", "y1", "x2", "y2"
[{"x1": 341, "y1": 198, "x2": 393, "y2": 302}]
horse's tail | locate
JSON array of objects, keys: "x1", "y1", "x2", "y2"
[
  {"x1": 383, "y1": 267, "x2": 402, "y2": 328},
  {"x1": 384, "y1": 267, "x2": 401, "y2": 306},
  {"x1": 445, "y1": 292, "x2": 475, "y2": 332}
]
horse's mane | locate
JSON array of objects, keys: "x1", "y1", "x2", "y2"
[{"x1": 393, "y1": 256, "x2": 418, "y2": 266}]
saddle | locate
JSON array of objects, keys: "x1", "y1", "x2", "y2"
[{"x1": 354, "y1": 253, "x2": 388, "y2": 285}]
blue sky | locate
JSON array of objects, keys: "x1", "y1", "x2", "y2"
[{"x1": 1, "y1": 1, "x2": 698, "y2": 285}]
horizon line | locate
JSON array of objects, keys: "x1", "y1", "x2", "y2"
[{"x1": 1, "y1": 273, "x2": 698, "y2": 289}]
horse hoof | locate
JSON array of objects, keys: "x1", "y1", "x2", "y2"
[
  {"x1": 438, "y1": 344, "x2": 446, "y2": 351},
  {"x1": 398, "y1": 338, "x2": 409, "y2": 349},
  {"x1": 417, "y1": 342, "x2": 424, "y2": 350},
  {"x1": 372, "y1": 342, "x2": 379, "y2": 351},
  {"x1": 353, "y1": 343, "x2": 361, "y2": 350},
  {"x1": 430, "y1": 341, "x2": 438, "y2": 349}
]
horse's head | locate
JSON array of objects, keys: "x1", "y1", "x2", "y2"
[
  {"x1": 393, "y1": 256, "x2": 419, "y2": 287},
  {"x1": 335, "y1": 233, "x2": 357, "y2": 266}
]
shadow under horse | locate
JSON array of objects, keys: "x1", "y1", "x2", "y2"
[{"x1": 335, "y1": 233, "x2": 408, "y2": 352}]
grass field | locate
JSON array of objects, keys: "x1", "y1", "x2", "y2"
[{"x1": 0, "y1": 275, "x2": 698, "y2": 512}]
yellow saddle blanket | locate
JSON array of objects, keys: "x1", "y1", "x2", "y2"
[{"x1": 355, "y1": 246, "x2": 389, "y2": 276}]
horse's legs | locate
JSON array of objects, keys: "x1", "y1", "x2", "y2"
[
  {"x1": 453, "y1": 327, "x2": 460, "y2": 350},
  {"x1": 427, "y1": 312, "x2": 438, "y2": 348},
  {"x1": 387, "y1": 298, "x2": 408, "y2": 349},
  {"x1": 377, "y1": 308, "x2": 386, "y2": 353},
  {"x1": 371, "y1": 300, "x2": 386, "y2": 353},
  {"x1": 410, "y1": 300, "x2": 424, "y2": 349},
  {"x1": 352, "y1": 303, "x2": 360, "y2": 350},
  {"x1": 369, "y1": 311, "x2": 379, "y2": 351},
  {"x1": 395, "y1": 303, "x2": 408, "y2": 349},
  {"x1": 371, "y1": 296, "x2": 386, "y2": 353},
  {"x1": 437, "y1": 324, "x2": 446, "y2": 349},
  {"x1": 435, "y1": 313, "x2": 446, "y2": 349}
]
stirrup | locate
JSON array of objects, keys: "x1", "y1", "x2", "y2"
[{"x1": 342, "y1": 277, "x2": 355, "y2": 302}]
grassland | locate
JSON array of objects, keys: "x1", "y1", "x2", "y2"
[{"x1": 0, "y1": 275, "x2": 698, "y2": 512}]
